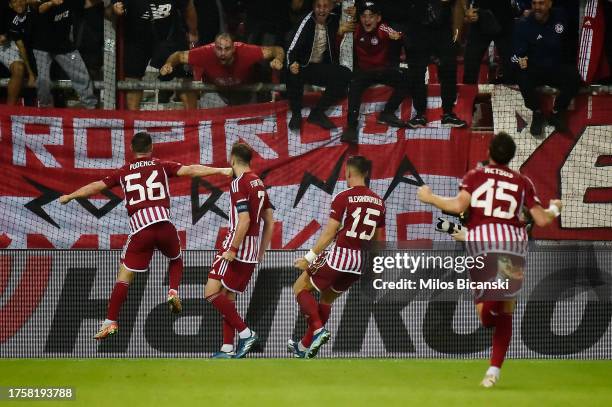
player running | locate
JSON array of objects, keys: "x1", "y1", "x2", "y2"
[
  {"x1": 59, "y1": 132, "x2": 232, "y2": 340},
  {"x1": 204, "y1": 142, "x2": 275, "y2": 359},
  {"x1": 291, "y1": 156, "x2": 385, "y2": 358},
  {"x1": 417, "y1": 132, "x2": 562, "y2": 388}
]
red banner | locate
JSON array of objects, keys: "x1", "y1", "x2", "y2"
[{"x1": 0, "y1": 86, "x2": 610, "y2": 248}]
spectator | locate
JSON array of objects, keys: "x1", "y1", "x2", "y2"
[
  {"x1": 160, "y1": 33, "x2": 284, "y2": 106},
  {"x1": 513, "y1": 0, "x2": 580, "y2": 137},
  {"x1": 73, "y1": 0, "x2": 104, "y2": 79},
  {"x1": 403, "y1": 0, "x2": 468, "y2": 129},
  {"x1": 341, "y1": 1, "x2": 410, "y2": 144},
  {"x1": 1, "y1": 0, "x2": 35, "y2": 105},
  {"x1": 462, "y1": 0, "x2": 516, "y2": 84},
  {"x1": 112, "y1": 0, "x2": 199, "y2": 110},
  {"x1": 31, "y1": 0, "x2": 97, "y2": 109},
  {"x1": 285, "y1": 0, "x2": 352, "y2": 131}
]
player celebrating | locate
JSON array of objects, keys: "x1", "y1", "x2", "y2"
[
  {"x1": 417, "y1": 132, "x2": 562, "y2": 387},
  {"x1": 291, "y1": 156, "x2": 385, "y2": 358},
  {"x1": 59, "y1": 132, "x2": 232, "y2": 340},
  {"x1": 204, "y1": 142, "x2": 275, "y2": 359}
]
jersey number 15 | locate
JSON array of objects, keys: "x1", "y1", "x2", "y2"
[{"x1": 346, "y1": 207, "x2": 380, "y2": 240}]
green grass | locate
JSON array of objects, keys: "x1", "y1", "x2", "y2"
[{"x1": 1, "y1": 359, "x2": 611, "y2": 406}]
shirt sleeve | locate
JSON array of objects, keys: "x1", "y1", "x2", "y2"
[
  {"x1": 101, "y1": 169, "x2": 121, "y2": 188},
  {"x1": 512, "y1": 18, "x2": 529, "y2": 62},
  {"x1": 242, "y1": 44, "x2": 265, "y2": 65},
  {"x1": 161, "y1": 160, "x2": 183, "y2": 177},
  {"x1": 329, "y1": 193, "x2": 346, "y2": 222},
  {"x1": 263, "y1": 191, "x2": 275, "y2": 211},
  {"x1": 233, "y1": 178, "x2": 250, "y2": 214},
  {"x1": 523, "y1": 175, "x2": 542, "y2": 209},
  {"x1": 188, "y1": 45, "x2": 211, "y2": 68},
  {"x1": 459, "y1": 170, "x2": 478, "y2": 194}
]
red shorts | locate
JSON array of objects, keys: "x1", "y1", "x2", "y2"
[
  {"x1": 308, "y1": 262, "x2": 360, "y2": 293},
  {"x1": 121, "y1": 221, "x2": 181, "y2": 272},
  {"x1": 470, "y1": 252, "x2": 525, "y2": 303},
  {"x1": 208, "y1": 252, "x2": 256, "y2": 293}
]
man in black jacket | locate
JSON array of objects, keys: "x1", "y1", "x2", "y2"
[
  {"x1": 402, "y1": 0, "x2": 467, "y2": 129},
  {"x1": 285, "y1": 0, "x2": 352, "y2": 131},
  {"x1": 463, "y1": 0, "x2": 516, "y2": 84},
  {"x1": 513, "y1": 0, "x2": 580, "y2": 136}
]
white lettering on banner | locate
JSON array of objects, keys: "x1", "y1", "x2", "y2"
[
  {"x1": 73, "y1": 119, "x2": 125, "y2": 169},
  {"x1": 561, "y1": 125, "x2": 612, "y2": 228},
  {"x1": 134, "y1": 121, "x2": 185, "y2": 144},
  {"x1": 224, "y1": 115, "x2": 279, "y2": 160},
  {"x1": 12, "y1": 115, "x2": 63, "y2": 167},
  {"x1": 198, "y1": 121, "x2": 213, "y2": 164}
]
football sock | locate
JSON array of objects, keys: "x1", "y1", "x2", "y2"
[
  {"x1": 168, "y1": 257, "x2": 183, "y2": 291},
  {"x1": 220, "y1": 344, "x2": 234, "y2": 353},
  {"x1": 486, "y1": 366, "x2": 501, "y2": 378},
  {"x1": 206, "y1": 292, "x2": 248, "y2": 333},
  {"x1": 296, "y1": 290, "x2": 322, "y2": 332},
  {"x1": 491, "y1": 313, "x2": 512, "y2": 368},
  {"x1": 107, "y1": 281, "x2": 129, "y2": 321},
  {"x1": 302, "y1": 303, "x2": 332, "y2": 347},
  {"x1": 223, "y1": 317, "x2": 235, "y2": 347},
  {"x1": 238, "y1": 328, "x2": 252, "y2": 339},
  {"x1": 480, "y1": 301, "x2": 499, "y2": 328}
]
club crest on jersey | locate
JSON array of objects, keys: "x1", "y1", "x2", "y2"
[
  {"x1": 370, "y1": 37, "x2": 379, "y2": 45},
  {"x1": 555, "y1": 23, "x2": 564, "y2": 34}
]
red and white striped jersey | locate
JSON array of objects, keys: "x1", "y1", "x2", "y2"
[
  {"x1": 221, "y1": 171, "x2": 272, "y2": 263},
  {"x1": 102, "y1": 157, "x2": 182, "y2": 235},
  {"x1": 326, "y1": 186, "x2": 386, "y2": 274},
  {"x1": 460, "y1": 164, "x2": 541, "y2": 257},
  {"x1": 466, "y1": 223, "x2": 529, "y2": 257}
]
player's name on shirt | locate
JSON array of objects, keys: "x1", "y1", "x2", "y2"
[
  {"x1": 249, "y1": 179, "x2": 264, "y2": 188},
  {"x1": 483, "y1": 167, "x2": 514, "y2": 178},
  {"x1": 130, "y1": 160, "x2": 157, "y2": 170},
  {"x1": 348, "y1": 195, "x2": 383, "y2": 205}
]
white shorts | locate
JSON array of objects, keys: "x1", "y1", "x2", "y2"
[{"x1": 0, "y1": 41, "x2": 22, "y2": 69}]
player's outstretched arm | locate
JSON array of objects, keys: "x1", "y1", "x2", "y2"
[
  {"x1": 529, "y1": 199, "x2": 563, "y2": 227},
  {"x1": 222, "y1": 212, "x2": 251, "y2": 261},
  {"x1": 258, "y1": 208, "x2": 275, "y2": 262},
  {"x1": 294, "y1": 218, "x2": 341, "y2": 270},
  {"x1": 417, "y1": 185, "x2": 471, "y2": 215},
  {"x1": 59, "y1": 181, "x2": 107, "y2": 204},
  {"x1": 176, "y1": 165, "x2": 232, "y2": 178}
]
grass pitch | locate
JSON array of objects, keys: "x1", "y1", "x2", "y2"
[{"x1": 1, "y1": 359, "x2": 611, "y2": 406}]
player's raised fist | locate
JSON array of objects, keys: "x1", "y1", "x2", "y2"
[
  {"x1": 221, "y1": 167, "x2": 234, "y2": 177},
  {"x1": 417, "y1": 185, "x2": 433, "y2": 203},
  {"x1": 59, "y1": 195, "x2": 72, "y2": 205},
  {"x1": 51, "y1": 0, "x2": 64, "y2": 6},
  {"x1": 294, "y1": 258, "x2": 309, "y2": 271}
]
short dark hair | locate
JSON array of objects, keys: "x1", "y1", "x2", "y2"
[
  {"x1": 231, "y1": 142, "x2": 253, "y2": 164},
  {"x1": 131, "y1": 132, "x2": 152, "y2": 154},
  {"x1": 489, "y1": 132, "x2": 516, "y2": 165},
  {"x1": 346, "y1": 155, "x2": 372, "y2": 178}
]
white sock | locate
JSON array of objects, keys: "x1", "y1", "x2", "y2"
[
  {"x1": 220, "y1": 344, "x2": 234, "y2": 353},
  {"x1": 103, "y1": 319, "x2": 115, "y2": 326},
  {"x1": 298, "y1": 341, "x2": 308, "y2": 352},
  {"x1": 238, "y1": 328, "x2": 252, "y2": 339},
  {"x1": 314, "y1": 327, "x2": 323, "y2": 335},
  {"x1": 486, "y1": 366, "x2": 501, "y2": 378}
]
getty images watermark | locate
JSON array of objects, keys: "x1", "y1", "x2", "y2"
[{"x1": 370, "y1": 252, "x2": 512, "y2": 291}]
